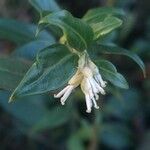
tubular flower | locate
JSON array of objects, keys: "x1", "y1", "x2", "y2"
[
  {"x1": 54, "y1": 69, "x2": 83, "y2": 105},
  {"x1": 54, "y1": 52, "x2": 107, "y2": 113},
  {"x1": 81, "y1": 66, "x2": 106, "y2": 113}
]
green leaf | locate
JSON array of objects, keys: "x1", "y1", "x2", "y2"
[
  {"x1": 83, "y1": 7, "x2": 124, "y2": 39},
  {"x1": 95, "y1": 59, "x2": 129, "y2": 89},
  {"x1": 12, "y1": 40, "x2": 54, "y2": 60},
  {"x1": 38, "y1": 10, "x2": 94, "y2": 51},
  {"x1": 0, "y1": 18, "x2": 53, "y2": 45},
  {"x1": 31, "y1": 105, "x2": 72, "y2": 133},
  {"x1": 91, "y1": 44, "x2": 146, "y2": 77},
  {"x1": 29, "y1": 0, "x2": 60, "y2": 16},
  {"x1": 91, "y1": 16, "x2": 122, "y2": 39},
  {"x1": 0, "y1": 57, "x2": 31, "y2": 91},
  {"x1": 83, "y1": 7, "x2": 125, "y2": 24},
  {"x1": 9, "y1": 44, "x2": 78, "y2": 101}
]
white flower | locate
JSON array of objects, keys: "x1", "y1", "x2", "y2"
[
  {"x1": 88, "y1": 60, "x2": 107, "y2": 88},
  {"x1": 54, "y1": 70, "x2": 83, "y2": 105},
  {"x1": 80, "y1": 66, "x2": 106, "y2": 113},
  {"x1": 54, "y1": 52, "x2": 107, "y2": 113}
]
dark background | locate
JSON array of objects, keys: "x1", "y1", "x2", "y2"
[{"x1": 0, "y1": 0, "x2": 149, "y2": 150}]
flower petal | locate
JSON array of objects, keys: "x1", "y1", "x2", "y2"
[
  {"x1": 85, "y1": 94, "x2": 92, "y2": 113},
  {"x1": 95, "y1": 74, "x2": 107, "y2": 88},
  {"x1": 54, "y1": 85, "x2": 70, "y2": 98},
  {"x1": 60, "y1": 85, "x2": 74, "y2": 105},
  {"x1": 93, "y1": 79, "x2": 106, "y2": 95},
  {"x1": 90, "y1": 78, "x2": 105, "y2": 95},
  {"x1": 88, "y1": 78, "x2": 99, "y2": 94},
  {"x1": 81, "y1": 78, "x2": 92, "y2": 94},
  {"x1": 91, "y1": 97, "x2": 99, "y2": 109}
]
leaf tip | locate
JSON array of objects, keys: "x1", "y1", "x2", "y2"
[{"x1": 8, "y1": 94, "x2": 16, "y2": 103}]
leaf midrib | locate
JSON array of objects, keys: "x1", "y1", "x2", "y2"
[
  {"x1": 93, "y1": 19, "x2": 122, "y2": 34},
  {"x1": 18, "y1": 54, "x2": 75, "y2": 92},
  {"x1": 43, "y1": 17, "x2": 88, "y2": 49},
  {"x1": 84, "y1": 13, "x2": 112, "y2": 22}
]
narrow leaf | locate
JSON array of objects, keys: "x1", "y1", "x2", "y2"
[
  {"x1": 91, "y1": 16, "x2": 122, "y2": 39},
  {"x1": 0, "y1": 57, "x2": 30, "y2": 90},
  {"x1": 38, "y1": 10, "x2": 94, "y2": 51},
  {"x1": 91, "y1": 44, "x2": 146, "y2": 77},
  {"x1": 10, "y1": 44, "x2": 78, "y2": 101},
  {"x1": 83, "y1": 7, "x2": 125, "y2": 24},
  {"x1": 95, "y1": 59, "x2": 129, "y2": 89}
]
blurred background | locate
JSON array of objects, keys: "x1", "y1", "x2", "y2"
[{"x1": 0, "y1": 0, "x2": 149, "y2": 150}]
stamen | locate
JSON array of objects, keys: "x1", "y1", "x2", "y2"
[
  {"x1": 87, "y1": 78, "x2": 100, "y2": 101},
  {"x1": 54, "y1": 56, "x2": 107, "y2": 113},
  {"x1": 60, "y1": 86, "x2": 74, "y2": 105},
  {"x1": 88, "y1": 78, "x2": 99, "y2": 94},
  {"x1": 54, "y1": 85, "x2": 70, "y2": 98},
  {"x1": 95, "y1": 93, "x2": 99, "y2": 100},
  {"x1": 91, "y1": 97, "x2": 99, "y2": 109},
  {"x1": 96, "y1": 74, "x2": 107, "y2": 88},
  {"x1": 85, "y1": 94, "x2": 92, "y2": 113},
  {"x1": 89, "y1": 89, "x2": 95, "y2": 101},
  {"x1": 91, "y1": 78, "x2": 106, "y2": 95}
]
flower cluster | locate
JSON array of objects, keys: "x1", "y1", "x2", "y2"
[{"x1": 54, "y1": 52, "x2": 107, "y2": 113}]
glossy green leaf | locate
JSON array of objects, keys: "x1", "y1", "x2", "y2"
[
  {"x1": 10, "y1": 44, "x2": 78, "y2": 101},
  {"x1": 29, "y1": 0, "x2": 60, "y2": 16},
  {"x1": 0, "y1": 57, "x2": 31, "y2": 91},
  {"x1": 91, "y1": 16, "x2": 122, "y2": 39},
  {"x1": 83, "y1": 7, "x2": 124, "y2": 39},
  {"x1": 0, "y1": 18, "x2": 53, "y2": 45},
  {"x1": 91, "y1": 44, "x2": 146, "y2": 77},
  {"x1": 83, "y1": 7, "x2": 125, "y2": 24},
  {"x1": 38, "y1": 10, "x2": 94, "y2": 51},
  {"x1": 95, "y1": 59, "x2": 129, "y2": 89},
  {"x1": 12, "y1": 40, "x2": 54, "y2": 60}
]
